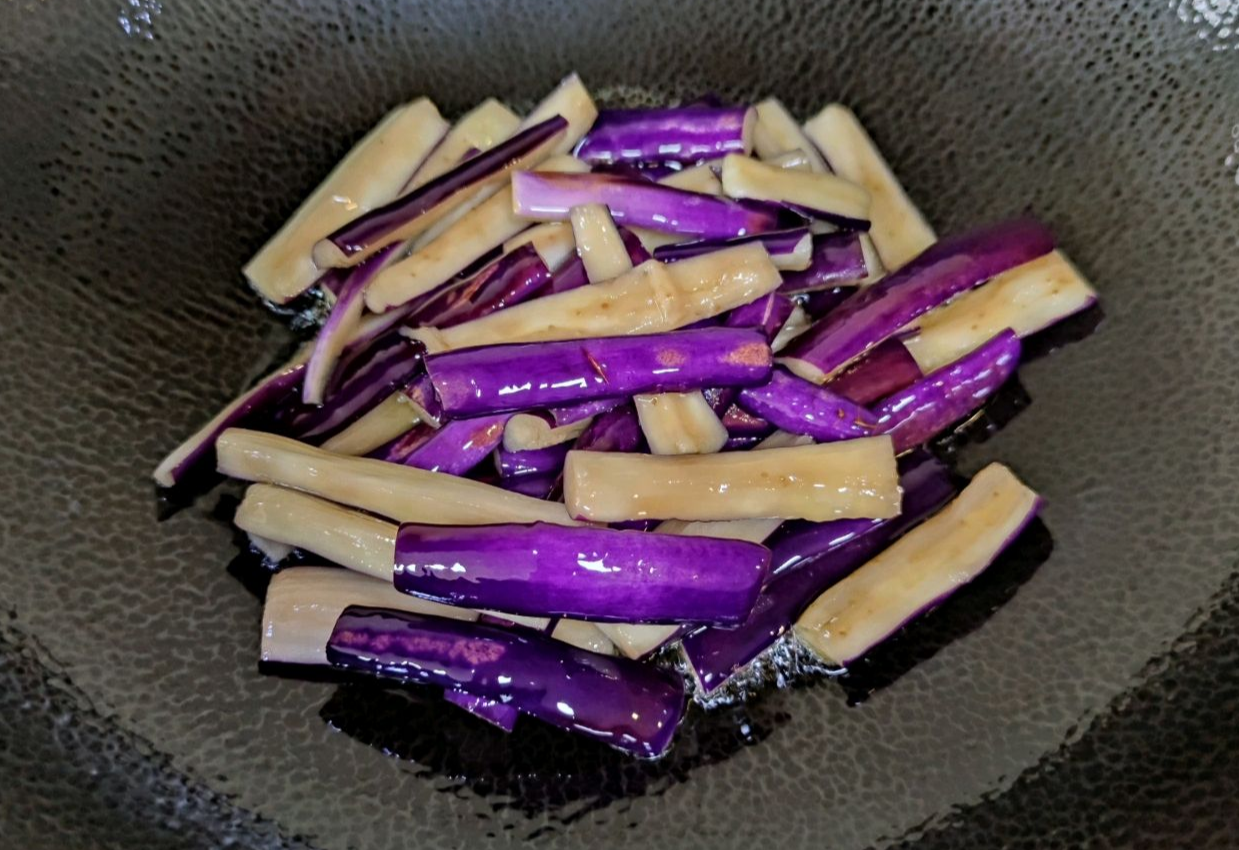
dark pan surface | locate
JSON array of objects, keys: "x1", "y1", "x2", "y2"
[{"x1": 2, "y1": 1, "x2": 1238, "y2": 847}]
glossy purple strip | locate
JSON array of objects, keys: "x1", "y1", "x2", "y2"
[
  {"x1": 495, "y1": 442, "x2": 571, "y2": 479},
  {"x1": 824, "y1": 337, "x2": 923, "y2": 405},
  {"x1": 653, "y1": 228, "x2": 810, "y2": 266},
  {"x1": 736, "y1": 368, "x2": 879, "y2": 442},
  {"x1": 443, "y1": 690, "x2": 519, "y2": 732},
  {"x1": 369, "y1": 414, "x2": 510, "y2": 475},
  {"x1": 328, "y1": 607, "x2": 685, "y2": 757},
  {"x1": 303, "y1": 246, "x2": 400, "y2": 404},
  {"x1": 873, "y1": 329, "x2": 1021, "y2": 453},
  {"x1": 285, "y1": 335, "x2": 424, "y2": 441},
  {"x1": 322, "y1": 116, "x2": 568, "y2": 260},
  {"x1": 512, "y1": 171, "x2": 799, "y2": 240},
  {"x1": 720, "y1": 404, "x2": 773, "y2": 439},
  {"x1": 572, "y1": 404, "x2": 645, "y2": 453},
  {"x1": 427, "y1": 244, "x2": 553, "y2": 327},
  {"x1": 780, "y1": 220, "x2": 1054, "y2": 380},
  {"x1": 425, "y1": 328, "x2": 772, "y2": 417},
  {"x1": 575, "y1": 106, "x2": 753, "y2": 165},
  {"x1": 724, "y1": 291, "x2": 796, "y2": 341},
  {"x1": 158, "y1": 361, "x2": 306, "y2": 487},
  {"x1": 393, "y1": 522, "x2": 771, "y2": 624},
  {"x1": 777, "y1": 232, "x2": 871, "y2": 293},
  {"x1": 682, "y1": 455, "x2": 956, "y2": 692},
  {"x1": 499, "y1": 473, "x2": 558, "y2": 499}
]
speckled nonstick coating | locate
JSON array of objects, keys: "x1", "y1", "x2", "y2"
[{"x1": 2, "y1": 1, "x2": 1238, "y2": 847}]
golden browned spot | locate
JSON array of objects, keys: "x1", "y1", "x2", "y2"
[
  {"x1": 724, "y1": 341, "x2": 773, "y2": 367},
  {"x1": 656, "y1": 347, "x2": 688, "y2": 367}
]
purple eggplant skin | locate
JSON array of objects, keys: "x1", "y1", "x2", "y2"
[
  {"x1": 303, "y1": 245, "x2": 399, "y2": 404},
  {"x1": 682, "y1": 454, "x2": 956, "y2": 693},
  {"x1": 321, "y1": 116, "x2": 568, "y2": 261},
  {"x1": 723, "y1": 291, "x2": 796, "y2": 341},
  {"x1": 736, "y1": 367, "x2": 880, "y2": 442},
  {"x1": 777, "y1": 232, "x2": 871, "y2": 293},
  {"x1": 825, "y1": 337, "x2": 923, "y2": 405},
  {"x1": 521, "y1": 397, "x2": 624, "y2": 430},
  {"x1": 155, "y1": 360, "x2": 306, "y2": 487},
  {"x1": 873, "y1": 329, "x2": 1021, "y2": 453},
  {"x1": 588, "y1": 161, "x2": 680, "y2": 182},
  {"x1": 511, "y1": 171, "x2": 801, "y2": 240},
  {"x1": 572, "y1": 404, "x2": 645, "y2": 453},
  {"x1": 401, "y1": 371, "x2": 443, "y2": 424},
  {"x1": 653, "y1": 228, "x2": 810, "y2": 266},
  {"x1": 393, "y1": 521, "x2": 772, "y2": 625},
  {"x1": 779, "y1": 220, "x2": 1054, "y2": 382},
  {"x1": 698, "y1": 287, "x2": 795, "y2": 418},
  {"x1": 722, "y1": 434, "x2": 765, "y2": 452},
  {"x1": 369, "y1": 414, "x2": 510, "y2": 474},
  {"x1": 549, "y1": 227, "x2": 651, "y2": 294},
  {"x1": 496, "y1": 442, "x2": 572, "y2": 479},
  {"x1": 575, "y1": 106, "x2": 754, "y2": 165},
  {"x1": 499, "y1": 473, "x2": 559, "y2": 499},
  {"x1": 327, "y1": 607, "x2": 686, "y2": 757},
  {"x1": 429, "y1": 244, "x2": 552, "y2": 327},
  {"x1": 720, "y1": 404, "x2": 774, "y2": 439},
  {"x1": 425, "y1": 327, "x2": 773, "y2": 417},
  {"x1": 442, "y1": 689, "x2": 519, "y2": 732},
  {"x1": 285, "y1": 335, "x2": 424, "y2": 441}
]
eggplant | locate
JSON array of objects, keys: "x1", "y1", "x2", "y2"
[
  {"x1": 326, "y1": 607, "x2": 686, "y2": 757},
  {"x1": 776, "y1": 232, "x2": 876, "y2": 293},
  {"x1": 575, "y1": 105, "x2": 755, "y2": 164},
  {"x1": 719, "y1": 154, "x2": 871, "y2": 230},
  {"x1": 563, "y1": 436, "x2": 900, "y2": 523},
  {"x1": 724, "y1": 291, "x2": 797, "y2": 342},
  {"x1": 260, "y1": 567, "x2": 475, "y2": 666},
  {"x1": 494, "y1": 442, "x2": 572, "y2": 479},
  {"x1": 302, "y1": 245, "x2": 399, "y2": 404},
  {"x1": 243, "y1": 99, "x2": 447, "y2": 303},
  {"x1": 314, "y1": 115, "x2": 568, "y2": 268},
  {"x1": 633, "y1": 391, "x2": 729, "y2": 455},
  {"x1": 824, "y1": 337, "x2": 923, "y2": 405},
  {"x1": 442, "y1": 690, "x2": 520, "y2": 733},
  {"x1": 503, "y1": 397, "x2": 623, "y2": 451},
  {"x1": 417, "y1": 243, "x2": 553, "y2": 328},
  {"x1": 153, "y1": 354, "x2": 306, "y2": 488},
  {"x1": 802, "y1": 103, "x2": 937, "y2": 270},
  {"x1": 751, "y1": 98, "x2": 830, "y2": 172},
  {"x1": 424, "y1": 327, "x2": 772, "y2": 416},
  {"x1": 572, "y1": 404, "x2": 645, "y2": 453},
  {"x1": 286, "y1": 335, "x2": 425, "y2": 441},
  {"x1": 778, "y1": 219, "x2": 1055, "y2": 383},
  {"x1": 405, "y1": 99, "x2": 521, "y2": 190},
  {"x1": 872, "y1": 329, "x2": 1020, "y2": 453},
  {"x1": 404, "y1": 244, "x2": 781, "y2": 353},
  {"x1": 568, "y1": 203, "x2": 633, "y2": 283},
  {"x1": 903, "y1": 250, "x2": 1097, "y2": 373},
  {"x1": 794, "y1": 463, "x2": 1041, "y2": 666},
  {"x1": 362, "y1": 155, "x2": 584, "y2": 312},
  {"x1": 511, "y1": 170, "x2": 800, "y2": 240},
  {"x1": 393, "y1": 521, "x2": 771, "y2": 624},
  {"x1": 735, "y1": 367, "x2": 880, "y2": 442},
  {"x1": 654, "y1": 228, "x2": 813, "y2": 271},
  {"x1": 319, "y1": 392, "x2": 421, "y2": 457},
  {"x1": 547, "y1": 227, "x2": 650, "y2": 293},
  {"x1": 216, "y1": 429, "x2": 581, "y2": 527},
  {"x1": 369, "y1": 414, "x2": 510, "y2": 475},
  {"x1": 234, "y1": 484, "x2": 395, "y2": 580},
  {"x1": 683, "y1": 454, "x2": 956, "y2": 692}
]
